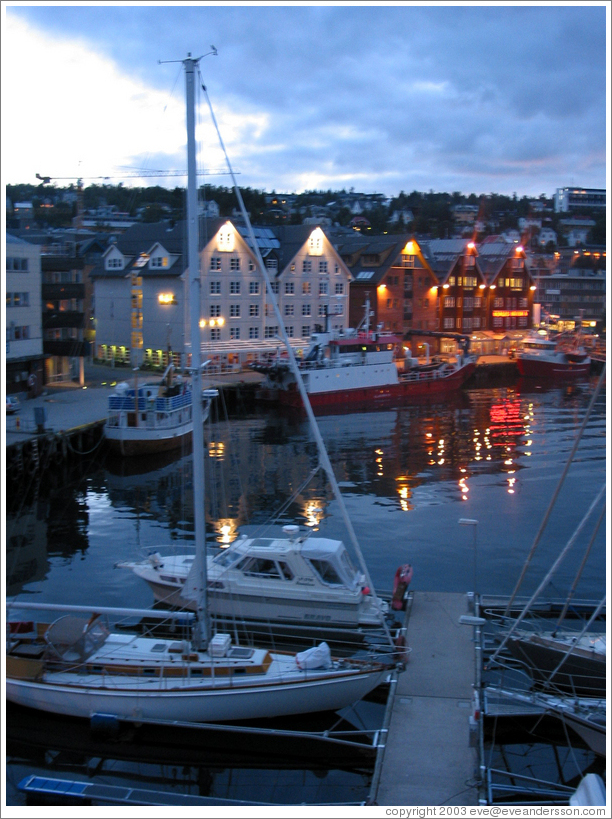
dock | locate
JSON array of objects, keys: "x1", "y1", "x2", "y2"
[{"x1": 372, "y1": 591, "x2": 481, "y2": 806}]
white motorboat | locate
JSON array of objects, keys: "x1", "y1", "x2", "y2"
[
  {"x1": 6, "y1": 54, "x2": 394, "y2": 724},
  {"x1": 117, "y1": 525, "x2": 390, "y2": 629}
]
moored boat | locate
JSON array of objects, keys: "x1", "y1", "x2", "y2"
[
  {"x1": 515, "y1": 334, "x2": 590, "y2": 380},
  {"x1": 251, "y1": 303, "x2": 477, "y2": 411},
  {"x1": 117, "y1": 525, "x2": 407, "y2": 630},
  {"x1": 105, "y1": 364, "x2": 218, "y2": 456}
]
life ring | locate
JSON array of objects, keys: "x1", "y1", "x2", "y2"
[{"x1": 391, "y1": 563, "x2": 413, "y2": 611}]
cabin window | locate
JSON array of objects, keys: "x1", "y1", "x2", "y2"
[
  {"x1": 307, "y1": 559, "x2": 343, "y2": 586},
  {"x1": 151, "y1": 643, "x2": 167, "y2": 653},
  {"x1": 238, "y1": 557, "x2": 282, "y2": 578},
  {"x1": 278, "y1": 561, "x2": 294, "y2": 580}
]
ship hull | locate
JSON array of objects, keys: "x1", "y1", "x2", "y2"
[
  {"x1": 276, "y1": 361, "x2": 477, "y2": 411},
  {"x1": 515, "y1": 357, "x2": 591, "y2": 380}
]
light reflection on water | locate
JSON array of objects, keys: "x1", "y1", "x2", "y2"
[{"x1": 7, "y1": 379, "x2": 606, "y2": 607}]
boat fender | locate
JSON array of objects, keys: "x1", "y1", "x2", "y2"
[
  {"x1": 90, "y1": 713, "x2": 120, "y2": 737},
  {"x1": 391, "y1": 564, "x2": 413, "y2": 611},
  {"x1": 393, "y1": 634, "x2": 411, "y2": 665}
]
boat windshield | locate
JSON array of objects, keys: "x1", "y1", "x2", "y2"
[{"x1": 212, "y1": 550, "x2": 241, "y2": 569}]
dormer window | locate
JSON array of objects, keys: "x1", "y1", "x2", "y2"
[
  {"x1": 107, "y1": 257, "x2": 124, "y2": 270},
  {"x1": 217, "y1": 224, "x2": 235, "y2": 252},
  {"x1": 308, "y1": 227, "x2": 324, "y2": 256},
  {"x1": 150, "y1": 256, "x2": 168, "y2": 269}
]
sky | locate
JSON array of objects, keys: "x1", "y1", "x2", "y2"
[{"x1": 1, "y1": 2, "x2": 609, "y2": 200}]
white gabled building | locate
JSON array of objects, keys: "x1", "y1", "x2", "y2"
[{"x1": 91, "y1": 219, "x2": 353, "y2": 370}]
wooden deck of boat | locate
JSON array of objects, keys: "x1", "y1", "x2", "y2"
[{"x1": 373, "y1": 591, "x2": 481, "y2": 806}]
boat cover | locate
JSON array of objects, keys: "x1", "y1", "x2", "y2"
[{"x1": 300, "y1": 538, "x2": 361, "y2": 588}]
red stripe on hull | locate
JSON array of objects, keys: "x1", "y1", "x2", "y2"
[{"x1": 278, "y1": 363, "x2": 476, "y2": 411}]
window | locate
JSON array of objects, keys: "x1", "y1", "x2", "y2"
[
  {"x1": 463, "y1": 297, "x2": 473, "y2": 310},
  {"x1": 229, "y1": 304, "x2": 241, "y2": 318},
  {"x1": 474, "y1": 297, "x2": 482, "y2": 308},
  {"x1": 150, "y1": 256, "x2": 168, "y2": 269},
  {"x1": 270, "y1": 282, "x2": 279, "y2": 294},
  {"x1": 319, "y1": 281, "x2": 328, "y2": 295},
  {"x1": 230, "y1": 327, "x2": 240, "y2": 340},
  {"x1": 465, "y1": 256, "x2": 475, "y2": 267},
  {"x1": 463, "y1": 276, "x2": 477, "y2": 287},
  {"x1": 229, "y1": 281, "x2": 241, "y2": 295},
  {"x1": 493, "y1": 297, "x2": 504, "y2": 309},
  {"x1": 308, "y1": 559, "x2": 343, "y2": 586},
  {"x1": 265, "y1": 325, "x2": 279, "y2": 338},
  {"x1": 286, "y1": 326, "x2": 294, "y2": 337},
  {"x1": 230, "y1": 258, "x2": 240, "y2": 271},
  {"x1": 302, "y1": 281, "x2": 311, "y2": 295},
  {"x1": 210, "y1": 304, "x2": 221, "y2": 317},
  {"x1": 512, "y1": 258, "x2": 524, "y2": 270},
  {"x1": 249, "y1": 327, "x2": 259, "y2": 339},
  {"x1": 249, "y1": 281, "x2": 260, "y2": 295},
  {"x1": 335, "y1": 282, "x2": 344, "y2": 295},
  {"x1": 302, "y1": 325, "x2": 311, "y2": 337},
  {"x1": 443, "y1": 317, "x2": 455, "y2": 329},
  {"x1": 443, "y1": 297, "x2": 455, "y2": 308},
  {"x1": 107, "y1": 257, "x2": 123, "y2": 269},
  {"x1": 401, "y1": 254, "x2": 415, "y2": 268},
  {"x1": 7, "y1": 257, "x2": 29, "y2": 271},
  {"x1": 248, "y1": 260, "x2": 255, "y2": 272},
  {"x1": 284, "y1": 304, "x2": 294, "y2": 316},
  {"x1": 210, "y1": 281, "x2": 221, "y2": 295},
  {"x1": 493, "y1": 316, "x2": 503, "y2": 329},
  {"x1": 473, "y1": 317, "x2": 481, "y2": 329},
  {"x1": 333, "y1": 303, "x2": 343, "y2": 315},
  {"x1": 302, "y1": 304, "x2": 311, "y2": 316},
  {"x1": 519, "y1": 298, "x2": 528, "y2": 309},
  {"x1": 319, "y1": 260, "x2": 328, "y2": 274},
  {"x1": 249, "y1": 304, "x2": 259, "y2": 317},
  {"x1": 238, "y1": 557, "x2": 282, "y2": 578},
  {"x1": 318, "y1": 304, "x2": 327, "y2": 317},
  {"x1": 302, "y1": 259, "x2": 312, "y2": 273},
  {"x1": 285, "y1": 282, "x2": 295, "y2": 295},
  {"x1": 210, "y1": 328, "x2": 221, "y2": 341}
]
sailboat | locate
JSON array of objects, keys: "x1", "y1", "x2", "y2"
[{"x1": 5, "y1": 54, "x2": 394, "y2": 723}]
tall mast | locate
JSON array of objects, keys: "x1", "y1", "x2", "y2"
[{"x1": 185, "y1": 54, "x2": 209, "y2": 648}]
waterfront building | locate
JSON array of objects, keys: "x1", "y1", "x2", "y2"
[{"x1": 5, "y1": 234, "x2": 45, "y2": 396}]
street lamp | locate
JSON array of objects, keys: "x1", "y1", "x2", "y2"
[{"x1": 459, "y1": 518, "x2": 479, "y2": 597}]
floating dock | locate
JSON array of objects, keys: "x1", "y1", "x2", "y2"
[{"x1": 371, "y1": 591, "x2": 481, "y2": 806}]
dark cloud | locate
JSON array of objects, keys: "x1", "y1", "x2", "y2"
[{"x1": 7, "y1": 4, "x2": 607, "y2": 196}]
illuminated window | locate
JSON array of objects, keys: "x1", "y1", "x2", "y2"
[
  {"x1": 210, "y1": 257, "x2": 221, "y2": 270},
  {"x1": 308, "y1": 227, "x2": 324, "y2": 255},
  {"x1": 217, "y1": 225, "x2": 234, "y2": 252},
  {"x1": 302, "y1": 281, "x2": 311, "y2": 295},
  {"x1": 150, "y1": 256, "x2": 168, "y2": 269}
]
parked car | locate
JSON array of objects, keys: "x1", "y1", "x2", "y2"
[{"x1": 6, "y1": 395, "x2": 21, "y2": 414}]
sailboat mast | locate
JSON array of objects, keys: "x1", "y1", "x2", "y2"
[{"x1": 185, "y1": 54, "x2": 209, "y2": 649}]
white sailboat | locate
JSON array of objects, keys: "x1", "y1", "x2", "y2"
[{"x1": 5, "y1": 54, "x2": 393, "y2": 722}]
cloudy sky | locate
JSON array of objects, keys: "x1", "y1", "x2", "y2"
[{"x1": 2, "y1": 2, "x2": 609, "y2": 199}]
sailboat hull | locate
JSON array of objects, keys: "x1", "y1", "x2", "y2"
[
  {"x1": 506, "y1": 635, "x2": 606, "y2": 696},
  {"x1": 6, "y1": 667, "x2": 389, "y2": 723}
]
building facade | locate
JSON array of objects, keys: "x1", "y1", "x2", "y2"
[{"x1": 6, "y1": 234, "x2": 45, "y2": 396}]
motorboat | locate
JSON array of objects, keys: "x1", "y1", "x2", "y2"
[
  {"x1": 117, "y1": 525, "x2": 399, "y2": 630},
  {"x1": 105, "y1": 364, "x2": 218, "y2": 456}
]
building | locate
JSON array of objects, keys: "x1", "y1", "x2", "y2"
[
  {"x1": 475, "y1": 242, "x2": 536, "y2": 332},
  {"x1": 534, "y1": 247, "x2": 606, "y2": 331},
  {"x1": 554, "y1": 187, "x2": 606, "y2": 213},
  {"x1": 6, "y1": 235, "x2": 45, "y2": 396},
  {"x1": 91, "y1": 219, "x2": 353, "y2": 370}
]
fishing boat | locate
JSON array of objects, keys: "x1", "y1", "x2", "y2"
[
  {"x1": 6, "y1": 54, "x2": 394, "y2": 723},
  {"x1": 251, "y1": 301, "x2": 477, "y2": 411},
  {"x1": 117, "y1": 525, "x2": 405, "y2": 629},
  {"x1": 515, "y1": 333, "x2": 590, "y2": 380},
  {"x1": 104, "y1": 363, "x2": 218, "y2": 456}
]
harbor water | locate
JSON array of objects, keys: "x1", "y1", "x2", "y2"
[{"x1": 5, "y1": 374, "x2": 607, "y2": 805}]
